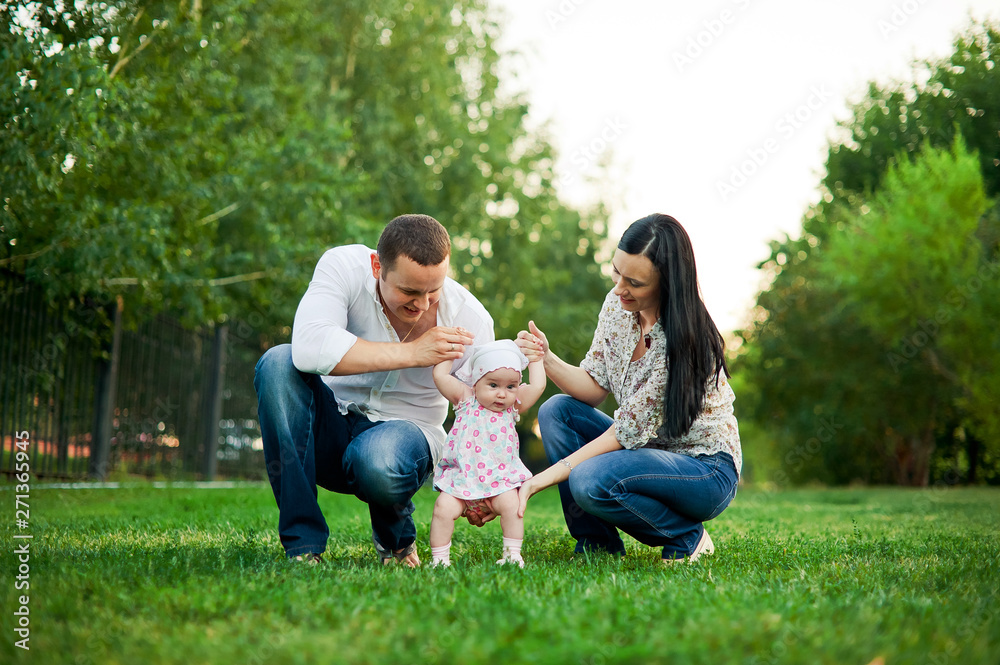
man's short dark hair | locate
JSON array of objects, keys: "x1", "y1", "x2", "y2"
[{"x1": 377, "y1": 214, "x2": 452, "y2": 272}]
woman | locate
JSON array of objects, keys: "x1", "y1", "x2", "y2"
[{"x1": 516, "y1": 213, "x2": 741, "y2": 562}]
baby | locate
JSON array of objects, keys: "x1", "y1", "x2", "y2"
[{"x1": 429, "y1": 339, "x2": 545, "y2": 567}]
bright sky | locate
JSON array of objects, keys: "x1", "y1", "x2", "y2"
[{"x1": 489, "y1": 0, "x2": 999, "y2": 337}]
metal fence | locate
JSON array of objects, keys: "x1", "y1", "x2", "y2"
[
  {"x1": 1, "y1": 277, "x2": 101, "y2": 478},
  {"x1": 1, "y1": 272, "x2": 270, "y2": 481}
]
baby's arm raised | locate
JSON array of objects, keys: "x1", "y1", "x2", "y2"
[
  {"x1": 433, "y1": 360, "x2": 471, "y2": 406},
  {"x1": 515, "y1": 358, "x2": 547, "y2": 411}
]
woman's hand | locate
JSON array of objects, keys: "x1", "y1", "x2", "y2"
[
  {"x1": 516, "y1": 321, "x2": 548, "y2": 362},
  {"x1": 521, "y1": 319, "x2": 609, "y2": 406},
  {"x1": 517, "y1": 428, "x2": 623, "y2": 519},
  {"x1": 516, "y1": 478, "x2": 539, "y2": 518}
]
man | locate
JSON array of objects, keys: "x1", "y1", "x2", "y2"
[{"x1": 254, "y1": 214, "x2": 494, "y2": 566}]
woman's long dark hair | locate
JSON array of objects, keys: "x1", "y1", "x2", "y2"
[{"x1": 618, "y1": 213, "x2": 729, "y2": 439}]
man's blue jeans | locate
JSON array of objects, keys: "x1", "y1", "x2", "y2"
[
  {"x1": 538, "y1": 394, "x2": 739, "y2": 559},
  {"x1": 254, "y1": 345, "x2": 432, "y2": 558}
]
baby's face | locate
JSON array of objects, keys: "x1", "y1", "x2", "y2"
[{"x1": 474, "y1": 368, "x2": 522, "y2": 413}]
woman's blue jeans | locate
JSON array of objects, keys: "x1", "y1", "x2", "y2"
[
  {"x1": 254, "y1": 345, "x2": 432, "y2": 558},
  {"x1": 538, "y1": 394, "x2": 739, "y2": 559}
]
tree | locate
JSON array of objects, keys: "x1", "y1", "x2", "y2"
[
  {"x1": 825, "y1": 19, "x2": 1000, "y2": 201},
  {"x1": 1, "y1": 1, "x2": 364, "y2": 330},
  {"x1": 1, "y1": 0, "x2": 611, "y2": 352},
  {"x1": 736, "y1": 17, "x2": 1000, "y2": 486},
  {"x1": 820, "y1": 139, "x2": 996, "y2": 485},
  {"x1": 1, "y1": 0, "x2": 613, "y2": 472}
]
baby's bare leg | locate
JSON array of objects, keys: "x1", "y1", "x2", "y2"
[
  {"x1": 430, "y1": 492, "x2": 466, "y2": 548},
  {"x1": 491, "y1": 489, "x2": 526, "y2": 566},
  {"x1": 491, "y1": 489, "x2": 524, "y2": 540}
]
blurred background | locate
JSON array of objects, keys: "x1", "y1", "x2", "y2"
[{"x1": 2, "y1": 1, "x2": 997, "y2": 488}]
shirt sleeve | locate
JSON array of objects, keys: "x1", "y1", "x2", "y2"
[
  {"x1": 290, "y1": 249, "x2": 361, "y2": 375},
  {"x1": 579, "y1": 297, "x2": 612, "y2": 392}
]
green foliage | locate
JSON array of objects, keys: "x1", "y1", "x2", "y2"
[
  {"x1": 2, "y1": 0, "x2": 364, "y2": 329},
  {"x1": 822, "y1": 138, "x2": 999, "y2": 448},
  {"x1": 1, "y1": 0, "x2": 610, "y2": 357},
  {"x1": 2, "y1": 484, "x2": 998, "y2": 664},
  {"x1": 736, "y1": 17, "x2": 1000, "y2": 487},
  {"x1": 822, "y1": 138, "x2": 988, "y2": 335},
  {"x1": 824, "y1": 19, "x2": 1000, "y2": 201}
]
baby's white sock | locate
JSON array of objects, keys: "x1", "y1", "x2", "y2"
[
  {"x1": 431, "y1": 542, "x2": 451, "y2": 567},
  {"x1": 498, "y1": 537, "x2": 524, "y2": 567}
]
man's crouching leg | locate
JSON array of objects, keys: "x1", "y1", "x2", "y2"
[{"x1": 343, "y1": 420, "x2": 432, "y2": 567}]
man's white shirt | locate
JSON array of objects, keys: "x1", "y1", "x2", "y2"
[{"x1": 291, "y1": 244, "x2": 495, "y2": 464}]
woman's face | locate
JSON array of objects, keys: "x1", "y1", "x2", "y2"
[{"x1": 611, "y1": 248, "x2": 660, "y2": 318}]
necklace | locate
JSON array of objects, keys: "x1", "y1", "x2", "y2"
[
  {"x1": 399, "y1": 321, "x2": 417, "y2": 343},
  {"x1": 637, "y1": 312, "x2": 653, "y2": 349}
]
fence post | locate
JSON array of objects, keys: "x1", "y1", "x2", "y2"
[
  {"x1": 201, "y1": 324, "x2": 228, "y2": 480},
  {"x1": 90, "y1": 296, "x2": 123, "y2": 480}
]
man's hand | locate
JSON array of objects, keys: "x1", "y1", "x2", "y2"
[
  {"x1": 394, "y1": 548, "x2": 420, "y2": 568},
  {"x1": 463, "y1": 497, "x2": 497, "y2": 527},
  {"x1": 409, "y1": 326, "x2": 475, "y2": 367}
]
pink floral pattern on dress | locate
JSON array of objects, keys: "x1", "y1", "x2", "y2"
[
  {"x1": 434, "y1": 396, "x2": 532, "y2": 499},
  {"x1": 580, "y1": 290, "x2": 743, "y2": 474}
]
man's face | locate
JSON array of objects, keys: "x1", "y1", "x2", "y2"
[{"x1": 372, "y1": 253, "x2": 449, "y2": 324}]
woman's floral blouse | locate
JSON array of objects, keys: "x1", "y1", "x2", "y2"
[{"x1": 580, "y1": 291, "x2": 742, "y2": 474}]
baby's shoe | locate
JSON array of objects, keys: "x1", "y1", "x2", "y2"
[
  {"x1": 430, "y1": 542, "x2": 451, "y2": 567},
  {"x1": 497, "y1": 537, "x2": 524, "y2": 567},
  {"x1": 496, "y1": 552, "x2": 525, "y2": 568}
]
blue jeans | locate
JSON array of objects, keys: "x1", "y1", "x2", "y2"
[
  {"x1": 538, "y1": 394, "x2": 739, "y2": 558},
  {"x1": 254, "y1": 345, "x2": 432, "y2": 558}
]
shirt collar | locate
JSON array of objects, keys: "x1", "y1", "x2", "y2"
[
  {"x1": 436, "y1": 279, "x2": 454, "y2": 323},
  {"x1": 365, "y1": 271, "x2": 379, "y2": 304}
]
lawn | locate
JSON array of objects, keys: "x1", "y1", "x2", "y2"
[{"x1": 2, "y1": 483, "x2": 998, "y2": 664}]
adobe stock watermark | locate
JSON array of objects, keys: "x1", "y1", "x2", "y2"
[
  {"x1": 886, "y1": 259, "x2": 1000, "y2": 372},
  {"x1": 672, "y1": 0, "x2": 755, "y2": 73},
  {"x1": 733, "y1": 407, "x2": 842, "y2": 512},
  {"x1": 876, "y1": 0, "x2": 932, "y2": 40},
  {"x1": 758, "y1": 622, "x2": 813, "y2": 665},
  {"x1": 580, "y1": 633, "x2": 630, "y2": 665},
  {"x1": 716, "y1": 84, "x2": 833, "y2": 202},
  {"x1": 555, "y1": 116, "x2": 628, "y2": 188},
  {"x1": 777, "y1": 414, "x2": 844, "y2": 485},
  {"x1": 925, "y1": 599, "x2": 997, "y2": 665},
  {"x1": 12, "y1": 430, "x2": 33, "y2": 652},
  {"x1": 545, "y1": 0, "x2": 591, "y2": 30}
]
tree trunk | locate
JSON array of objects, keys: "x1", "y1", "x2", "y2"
[
  {"x1": 892, "y1": 428, "x2": 935, "y2": 487},
  {"x1": 967, "y1": 431, "x2": 981, "y2": 484}
]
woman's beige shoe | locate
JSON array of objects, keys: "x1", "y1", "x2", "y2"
[
  {"x1": 689, "y1": 529, "x2": 715, "y2": 562},
  {"x1": 663, "y1": 529, "x2": 715, "y2": 565}
]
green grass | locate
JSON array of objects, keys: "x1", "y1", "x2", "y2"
[{"x1": 2, "y1": 484, "x2": 999, "y2": 664}]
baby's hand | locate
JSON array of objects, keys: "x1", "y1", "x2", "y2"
[
  {"x1": 517, "y1": 331, "x2": 545, "y2": 363},
  {"x1": 523, "y1": 345, "x2": 544, "y2": 363}
]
